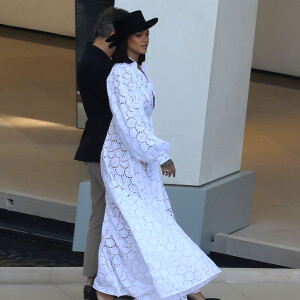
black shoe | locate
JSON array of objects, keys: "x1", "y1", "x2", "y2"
[
  {"x1": 84, "y1": 285, "x2": 92, "y2": 300},
  {"x1": 89, "y1": 287, "x2": 98, "y2": 300}
]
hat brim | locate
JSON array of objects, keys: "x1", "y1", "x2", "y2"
[
  {"x1": 145, "y1": 17, "x2": 159, "y2": 30},
  {"x1": 106, "y1": 17, "x2": 158, "y2": 43}
]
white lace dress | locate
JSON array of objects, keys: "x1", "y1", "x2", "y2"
[{"x1": 93, "y1": 61, "x2": 221, "y2": 300}]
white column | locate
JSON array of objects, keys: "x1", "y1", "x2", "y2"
[{"x1": 115, "y1": 0, "x2": 258, "y2": 186}]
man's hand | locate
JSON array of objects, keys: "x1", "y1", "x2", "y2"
[{"x1": 160, "y1": 159, "x2": 176, "y2": 178}]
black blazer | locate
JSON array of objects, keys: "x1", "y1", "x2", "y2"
[{"x1": 75, "y1": 44, "x2": 113, "y2": 162}]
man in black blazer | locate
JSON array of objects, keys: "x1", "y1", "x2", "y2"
[{"x1": 74, "y1": 7, "x2": 128, "y2": 299}]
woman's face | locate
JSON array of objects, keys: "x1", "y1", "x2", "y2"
[{"x1": 127, "y1": 30, "x2": 150, "y2": 56}]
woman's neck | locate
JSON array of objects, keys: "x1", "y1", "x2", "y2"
[{"x1": 127, "y1": 49, "x2": 139, "y2": 64}]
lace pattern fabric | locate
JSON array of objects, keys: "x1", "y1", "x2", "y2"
[{"x1": 93, "y1": 61, "x2": 221, "y2": 299}]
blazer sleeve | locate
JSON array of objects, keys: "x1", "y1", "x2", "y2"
[{"x1": 107, "y1": 64, "x2": 170, "y2": 165}]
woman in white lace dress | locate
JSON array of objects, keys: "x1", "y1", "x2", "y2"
[{"x1": 91, "y1": 10, "x2": 221, "y2": 300}]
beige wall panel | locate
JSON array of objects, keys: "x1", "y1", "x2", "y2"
[
  {"x1": 0, "y1": 0, "x2": 75, "y2": 37},
  {"x1": 252, "y1": 0, "x2": 300, "y2": 76}
]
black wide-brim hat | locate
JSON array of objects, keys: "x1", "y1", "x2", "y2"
[{"x1": 106, "y1": 10, "x2": 158, "y2": 48}]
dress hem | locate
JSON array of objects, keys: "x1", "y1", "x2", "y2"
[{"x1": 93, "y1": 269, "x2": 221, "y2": 300}]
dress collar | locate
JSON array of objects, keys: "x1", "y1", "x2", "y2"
[
  {"x1": 128, "y1": 57, "x2": 145, "y2": 72},
  {"x1": 129, "y1": 57, "x2": 138, "y2": 66}
]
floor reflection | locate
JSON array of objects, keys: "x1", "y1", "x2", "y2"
[{"x1": 0, "y1": 231, "x2": 83, "y2": 267}]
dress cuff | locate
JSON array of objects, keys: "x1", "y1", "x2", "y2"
[{"x1": 157, "y1": 152, "x2": 171, "y2": 165}]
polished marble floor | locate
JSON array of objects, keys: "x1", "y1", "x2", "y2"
[
  {"x1": 1, "y1": 267, "x2": 300, "y2": 300},
  {"x1": 0, "y1": 27, "x2": 299, "y2": 265},
  {"x1": 236, "y1": 71, "x2": 300, "y2": 263}
]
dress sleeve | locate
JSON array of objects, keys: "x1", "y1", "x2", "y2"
[{"x1": 107, "y1": 65, "x2": 171, "y2": 165}]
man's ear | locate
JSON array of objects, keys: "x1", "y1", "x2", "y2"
[{"x1": 106, "y1": 30, "x2": 115, "y2": 44}]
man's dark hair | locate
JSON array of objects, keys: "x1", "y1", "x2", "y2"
[
  {"x1": 94, "y1": 7, "x2": 128, "y2": 39},
  {"x1": 112, "y1": 39, "x2": 146, "y2": 65}
]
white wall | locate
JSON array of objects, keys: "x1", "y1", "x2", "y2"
[
  {"x1": 0, "y1": 0, "x2": 75, "y2": 37},
  {"x1": 252, "y1": 0, "x2": 300, "y2": 77},
  {"x1": 116, "y1": 0, "x2": 219, "y2": 186},
  {"x1": 116, "y1": 0, "x2": 258, "y2": 186}
]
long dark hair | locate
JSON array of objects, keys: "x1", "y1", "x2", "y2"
[{"x1": 112, "y1": 38, "x2": 145, "y2": 65}]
